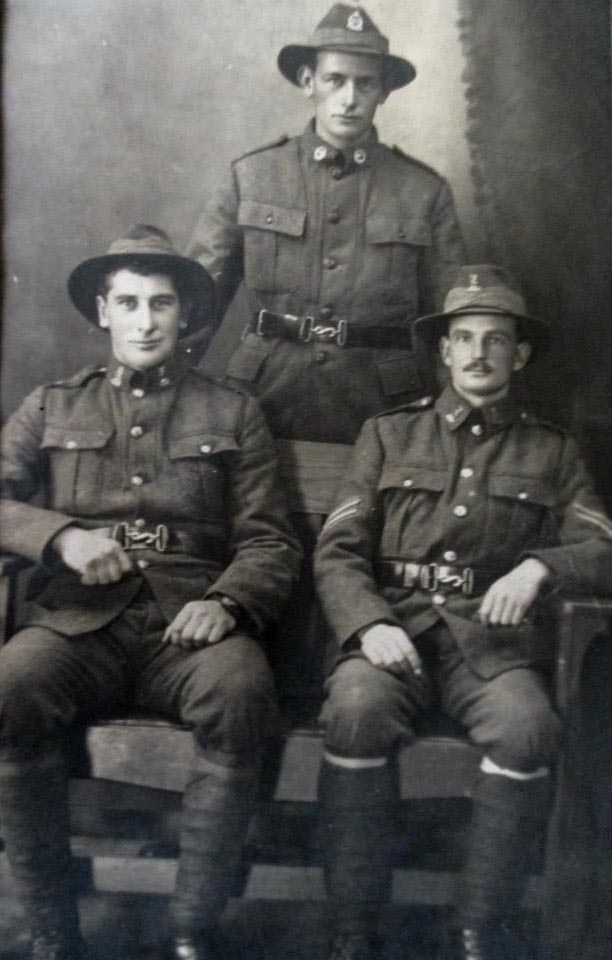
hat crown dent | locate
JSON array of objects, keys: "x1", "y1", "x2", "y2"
[
  {"x1": 106, "y1": 223, "x2": 180, "y2": 259},
  {"x1": 443, "y1": 264, "x2": 525, "y2": 314},
  {"x1": 310, "y1": 3, "x2": 388, "y2": 52}
]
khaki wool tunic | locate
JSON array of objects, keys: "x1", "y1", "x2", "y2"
[{"x1": 189, "y1": 123, "x2": 466, "y2": 443}]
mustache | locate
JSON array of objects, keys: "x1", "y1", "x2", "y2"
[{"x1": 463, "y1": 361, "x2": 493, "y2": 373}]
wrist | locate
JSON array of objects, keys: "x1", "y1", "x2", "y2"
[
  {"x1": 523, "y1": 556, "x2": 550, "y2": 584},
  {"x1": 208, "y1": 593, "x2": 243, "y2": 619}
]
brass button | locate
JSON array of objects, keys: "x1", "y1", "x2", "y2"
[
  {"x1": 159, "y1": 377, "x2": 170, "y2": 387},
  {"x1": 323, "y1": 257, "x2": 337, "y2": 270},
  {"x1": 134, "y1": 518, "x2": 146, "y2": 528},
  {"x1": 453, "y1": 504, "x2": 468, "y2": 517},
  {"x1": 131, "y1": 475, "x2": 144, "y2": 487},
  {"x1": 130, "y1": 425, "x2": 144, "y2": 438},
  {"x1": 331, "y1": 167, "x2": 343, "y2": 180},
  {"x1": 471, "y1": 424, "x2": 483, "y2": 437},
  {"x1": 402, "y1": 479, "x2": 413, "y2": 488},
  {"x1": 328, "y1": 210, "x2": 340, "y2": 224},
  {"x1": 460, "y1": 467, "x2": 474, "y2": 479},
  {"x1": 132, "y1": 388, "x2": 145, "y2": 399},
  {"x1": 65, "y1": 440, "x2": 77, "y2": 450},
  {"x1": 432, "y1": 593, "x2": 446, "y2": 606},
  {"x1": 265, "y1": 213, "x2": 274, "y2": 224},
  {"x1": 443, "y1": 550, "x2": 457, "y2": 563},
  {"x1": 136, "y1": 559, "x2": 149, "y2": 570},
  {"x1": 315, "y1": 351, "x2": 327, "y2": 365},
  {"x1": 199, "y1": 443, "x2": 212, "y2": 454},
  {"x1": 320, "y1": 305, "x2": 334, "y2": 320}
]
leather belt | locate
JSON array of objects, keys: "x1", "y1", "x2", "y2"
[
  {"x1": 250, "y1": 309, "x2": 411, "y2": 350},
  {"x1": 105, "y1": 522, "x2": 226, "y2": 564},
  {"x1": 376, "y1": 561, "x2": 501, "y2": 596}
]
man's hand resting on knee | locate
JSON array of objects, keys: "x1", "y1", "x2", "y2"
[
  {"x1": 163, "y1": 600, "x2": 237, "y2": 648},
  {"x1": 360, "y1": 623, "x2": 423, "y2": 676}
]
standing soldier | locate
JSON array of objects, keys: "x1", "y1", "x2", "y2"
[
  {"x1": 189, "y1": 3, "x2": 466, "y2": 445},
  {"x1": 0, "y1": 225, "x2": 301, "y2": 960},
  {"x1": 314, "y1": 265, "x2": 612, "y2": 960}
]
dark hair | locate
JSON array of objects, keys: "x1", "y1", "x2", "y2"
[{"x1": 97, "y1": 258, "x2": 181, "y2": 299}]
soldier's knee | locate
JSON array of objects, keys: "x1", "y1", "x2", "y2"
[
  {"x1": 321, "y1": 662, "x2": 400, "y2": 757},
  {"x1": 484, "y1": 699, "x2": 561, "y2": 770},
  {"x1": 0, "y1": 632, "x2": 59, "y2": 746},
  {"x1": 191, "y1": 664, "x2": 278, "y2": 756}
]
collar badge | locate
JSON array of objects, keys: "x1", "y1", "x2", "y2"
[
  {"x1": 353, "y1": 148, "x2": 366, "y2": 164},
  {"x1": 347, "y1": 10, "x2": 364, "y2": 31},
  {"x1": 467, "y1": 273, "x2": 481, "y2": 292},
  {"x1": 313, "y1": 145, "x2": 328, "y2": 162}
]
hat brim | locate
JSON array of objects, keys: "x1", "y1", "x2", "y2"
[
  {"x1": 413, "y1": 306, "x2": 551, "y2": 364},
  {"x1": 68, "y1": 253, "x2": 216, "y2": 336},
  {"x1": 277, "y1": 45, "x2": 416, "y2": 91}
]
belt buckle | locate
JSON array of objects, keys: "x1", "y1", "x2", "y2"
[
  {"x1": 336, "y1": 318, "x2": 348, "y2": 346},
  {"x1": 462, "y1": 567, "x2": 475, "y2": 596},
  {"x1": 112, "y1": 522, "x2": 169, "y2": 553},
  {"x1": 300, "y1": 315, "x2": 314, "y2": 343},
  {"x1": 255, "y1": 309, "x2": 272, "y2": 337},
  {"x1": 421, "y1": 563, "x2": 439, "y2": 591}
]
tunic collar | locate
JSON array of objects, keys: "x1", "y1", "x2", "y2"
[
  {"x1": 436, "y1": 384, "x2": 521, "y2": 433},
  {"x1": 301, "y1": 119, "x2": 380, "y2": 169},
  {"x1": 106, "y1": 350, "x2": 193, "y2": 393}
]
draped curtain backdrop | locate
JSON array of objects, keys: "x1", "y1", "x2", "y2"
[{"x1": 457, "y1": 0, "x2": 612, "y2": 508}]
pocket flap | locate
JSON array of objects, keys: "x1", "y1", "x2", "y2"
[
  {"x1": 41, "y1": 426, "x2": 113, "y2": 450},
  {"x1": 488, "y1": 475, "x2": 556, "y2": 507},
  {"x1": 168, "y1": 434, "x2": 239, "y2": 460},
  {"x1": 238, "y1": 200, "x2": 306, "y2": 237},
  {"x1": 378, "y1": 465, "x2": 446, "y2": 493},
  {"x1": 367, "y1": 216, "x2": 432, "y2": 246}
]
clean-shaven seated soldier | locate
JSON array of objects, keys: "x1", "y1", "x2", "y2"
[
  {"x1": 0, "y1": 225, "x2": 301, "y2": 960},
  {"x1": 314, "y1": 265, "x2": 612, "y2": 960}
]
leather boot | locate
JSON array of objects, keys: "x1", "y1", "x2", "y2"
[
  {"x1": 437, "y1": 920, "x2": 536, "y2": 960},
  {"x1": 318, "y1": 759, "x2": 400, "y2": 958},
  {"x1": 326, "y1": 931, "x2": 383, "y2": 960},
  {"x1": 457, "y1": 772, "x2": 552, "y2": 927},
  {"x1": 438, "y1": 772, "x2": 551, "y2": 960},
  {"x1": 164, "y1": 930, "x2": 221, "y2": 960},
  {"x1": 0, "y1": 751, "x2": 83, "y2": 959},
  {"x1": 170, "y1": 754, "x2": 259, "y2": 940}
]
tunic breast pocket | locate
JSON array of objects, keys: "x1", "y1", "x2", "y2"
[
  {"x1": 365, "y1": 216, "x2": 432, "y2": 303},
  {"x1": 167, "y1": 433, "x2": 239, "y2": 521},
  {"x1": 238, "y1": 200, "x2": 306, "y2": 293},
  {"x1": 41, "y1": 426, "x2": 114, "y2": 515},
  {"x1": 377, "y1": 464, "x2": 446, "y2": 555},
  {"x1": 487, "y1": 475, "x2": 557, "y2": 548}
]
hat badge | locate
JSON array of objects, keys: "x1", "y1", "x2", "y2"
[
  {"x1": 347, "y1": 10, "x2": 364, "y2": 31},
  {"x1": 467, "y1": 272, "x2": 481, "y2": 292}
]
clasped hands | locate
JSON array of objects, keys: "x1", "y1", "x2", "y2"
[{"x1": 51, "y1": 526, "x2": 236, "y2": 647}]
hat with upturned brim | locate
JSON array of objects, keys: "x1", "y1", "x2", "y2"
[
  {"x1": 413, "y1": 264, "x2": 550, "y2": 364},
  {"x1": 68, "y1": 224, "x2": 216, "y2": 335},
  {"x1": 278, "y1": 3, "x2": 416, "y2": 92}
]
